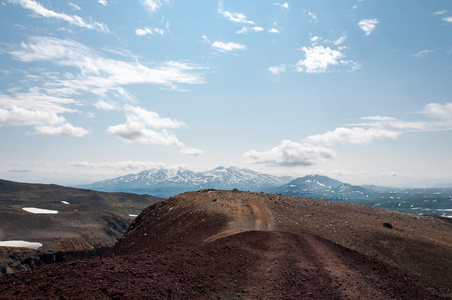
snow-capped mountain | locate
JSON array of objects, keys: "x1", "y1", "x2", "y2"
[
  {"x1": 270, "y1": 174, "x2": 370, "y2": 201},
  {"x1": 81, "y1": 167, "x2": 294, "y2": 197}
]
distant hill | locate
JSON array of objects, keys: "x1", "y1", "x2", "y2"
[
  {"x1": 0, "y1": 179, "x2": 162, "y2": 276},
  {"x1": 270, "y1": 174, "x2": 369, "y2": 201},
  {"x1": 432, "y1": 182, "x2": 452, "y2": 188}
]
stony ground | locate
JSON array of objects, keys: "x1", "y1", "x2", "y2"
[{"x1": 0, "y1": 189, "x2": 451, "y2": 299}]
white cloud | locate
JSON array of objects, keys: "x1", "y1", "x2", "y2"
[
  {"x1": 107, "y1": 105, "x2": 201, "y2": 156},
  {"x1": 274, "y1": 2, "x2": 289, "y2": 10},
  {"x1": 219, "y1": 10, "x2": 255, "y2": 24},
  {"x1": 135, "y1": 27, "x2": 165, "y2": 36},
  {"x1": 412, "y1": 49, "x2": 433, "y2": 58},
  {"x1": 305, "y1": 10, "x2": 318, "y2": 23},
  {"x1": 67, "y1": 160, "x2": 177, "y2": 171},
  {"x1": 334, "y1": 35, "x2": 347, "y2": 45},
  {"x1": 243, "y1": 140, "x2": 335, "y2": 167},
  {"x1": 35, "y1": 123, "x2": 89, "y2": 137},
  {"x1": 0, "y1": 91, "x2": 89, "y2": 137},
  {"x1": 142, "y1": 0, "x2": 169, "y2": 12},
  {"x1": 422, "y1": 102, "x2": 452, "y2": 119},
  {"x1": 211, "y1": 41, "x2": 246, "y2": 52},
  {"x1": 310, "y1": 36, "x2": 321, "y2": 43},
  {"x1": 69, "y1": 2, "x2": 80, "y2": 10},
  {"x1": 305, "y1": 103, "x2": 452, "y2": 147},
  {"x1": 4, "y1": 37, "x2": 205, "y2": 137},
  {"x1": 433, "y1": 10, "x2": 448, "y2": 16},
  {"x1": 305, "y1": 127, "x2": 401, "y2": 145},
  {"x1": 358, "y1": 19, "x2": 379, "y2": 36},
  {"x1": 268, "y1": 28, "x2": 280, "y2": 34},
  {"x1": 11, "y1": 0, "x2": 109, "y2": 32},
  {"x1": 236, "y1": 26, "x2": 264, "y2": 34},
  {"x1": 295, "y1": 46, "x2": 345, "y2": 73},
  {"x1": 95, "y1": 100, "x2": 115, "y2": 111},
  {"x1": 10, "y1": 37, "x2": 205, "y2": 94},
  {"x1": 268, "y1": 65, "x2": 286, "y2": 75},
  {"x1": 443, "y1": 16, "x2": 452, "y2": 23},
  {"x1": 98, "y1": 0, "x2": 107, "y2": 6},
  {"x1": 180, "y1": 147, "x2": 203, "y2": 157}
]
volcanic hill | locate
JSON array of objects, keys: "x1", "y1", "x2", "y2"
[{"x1": 1, "y1": 189, "x2": 451, "y2": 299}]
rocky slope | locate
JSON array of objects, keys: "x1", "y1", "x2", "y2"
[
  {"x1": 0, "y1": 189, "x2": 451, "y2": 299},
  {"x1": 0, "y1": 179, "x2": 162, "y2": 276}
]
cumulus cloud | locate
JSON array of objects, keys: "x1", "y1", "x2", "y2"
[
  {"x1": 107, "y1": 105, "x2": 202, "y2": 156},
  {"x1": 296, "y1": 46, "x2": 345, "y2": 73},
  {"x1": 305, "y1": 127, "x2": 401, "y2": 145},
  {"x1": 11, "y1": 0, "x2": 109, "y2": 32},
  {"x1": 268, "y1": 65, "x2": 286, "y2": 75},
  {"x1": 443, "y1": 16, "x2": 452, "y2": 23},
  {"x1": 359, "y1": 19, "x2": 379, "y2": 36},
  {"x1": 305, "y1": 103, "x2": 452, "y2": 147},
  {"x1": 98, "y1": 0, "x2": 107, "y2": 6},
  {"x1": 243, "y1": 140, "x2": 335, "y2": 167},
  {"x1": 4, "y1": 36, "x2": 205, "y2": 138},
  {"x1": 219, "y1": 10, "x2": 255, "y2": 24},
  {"x1": 211, "y1": 41, "x2": 246, "y2": 52},
  {"x1": 0, "y1": 91, "x2": 89, "y2": 137},
  {"x1": 274, "y1": 2, "x2": 289, "y2": 10},
  {"x1": 236, "y1": 26, "x2": 264, "y2": 34},
  {"x1": 95, "y1": 100, "x2": 115, "y2": 111},
  {"x1": 35, "y1": 123, "x2": 88, "y2": 137},
  {"x1": 268, "y1": 28, "x2": 280, "y2": 34},
  {"x1": 135, "y1": 27, "x2": 165, "y2": 36},
  {"x1": 245, "y1": 102, "x2": 452, "y2": 169},
  {"x1": 142, "y1": 0, "x2": 169, "y2": 12},
  {"x1": 422, "y1": 102, "x2": 452, "y2": 119}
]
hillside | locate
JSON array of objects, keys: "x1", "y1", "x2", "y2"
[
  {"x1": 1, "y1": 190, "x2": 450, "y2": 299},
  {"x1": 0, "y1": 179, "x2": 162, "y2": 276}
]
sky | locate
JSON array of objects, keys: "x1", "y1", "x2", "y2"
[{"x1": 1, "y1": 0, "x2": 452, "y2": 188}]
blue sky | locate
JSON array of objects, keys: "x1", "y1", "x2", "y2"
[{"x1": 1, "y1": 0, "x2": 452, "y2": 187}]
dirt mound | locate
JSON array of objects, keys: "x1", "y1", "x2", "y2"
[{"x1": 0, "y1": 189, "x2": 451, "y2": 299}]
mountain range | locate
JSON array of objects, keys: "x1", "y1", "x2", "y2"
[
  {"x1": 80, "y1": 166, "x2": 294, "y2": 197},
  {"x1": 80, "y1": 167, "x2": 452, "y2": 218}
]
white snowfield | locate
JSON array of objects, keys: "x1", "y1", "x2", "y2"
[
  {"x1": 22, "y1": 207, "x2": 59, "y2": 214},
  {"x1": 0, "y1": 240, "x2": 43, "y2": 250}
]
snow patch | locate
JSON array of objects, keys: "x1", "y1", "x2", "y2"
[
  {"x1": 22, "y1": 207, "x2": 59, "y2": 214},
  {"x1": 0, "y1": 240, "x2": 42, "y2": 250},
  {"x1": 128, "y1": 214, "x2": 138, "y2": 217},
  {"x1": 61, "y1": 201, "x2": 70, "y2": 205}
]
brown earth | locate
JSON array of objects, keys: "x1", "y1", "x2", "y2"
[
  {"x1": 0, "y1": 189, "x2": 451, "y2": 299},
  {"x1": 0, "y1": 179, "x2": 162, "y2": 275}
]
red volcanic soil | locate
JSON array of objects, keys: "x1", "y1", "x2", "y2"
[{"x1": 0, "y1": 189, "x2": 451, "y2": 299}]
